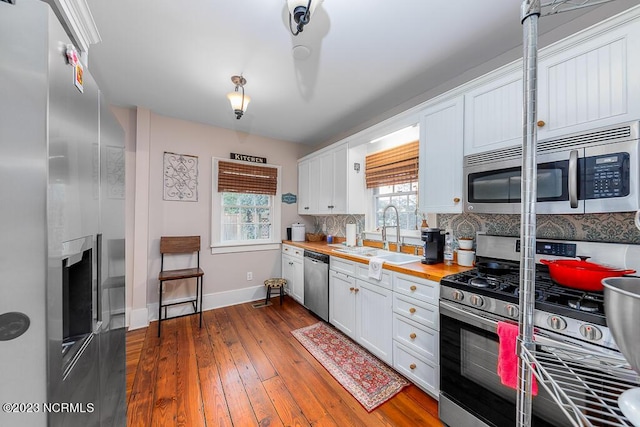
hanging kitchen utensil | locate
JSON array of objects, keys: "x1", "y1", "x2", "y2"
[
  {"x1": 475, "y1": 261, "x2": 514, "y2": 276},
  {"x1": 541, "y1": 258, "x2": 635, "y2": 291}
]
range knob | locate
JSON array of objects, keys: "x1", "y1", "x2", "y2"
[
  {"x1": 547, "y1": 315, "x2": 567, "y2": 331},
  {"x1": 470, "y1": 294, "x2": 485, "y2": 308},
  {"x1": 452, "y1": 290, "x2": 464, "y2": 302},
  {"x1": 579, "y1": 324, "x2": 603, "y2": 341},
  {"x1": 505, "y1": 304, "x2": 519, "y2": 319}
]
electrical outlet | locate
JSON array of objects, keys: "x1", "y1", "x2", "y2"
[{"x1": 247, "y1": 272, "x2": 253, "y2": 281}]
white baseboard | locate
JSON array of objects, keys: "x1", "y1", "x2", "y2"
[
  {"x1": 128, "y1": 307, "x2": 150, "y2": 330},
  {"x1": 147, "y1": 284, "x2": 268, "y2": 322}
]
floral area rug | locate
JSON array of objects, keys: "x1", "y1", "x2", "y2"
[{"x1": 291, "y1": 322, "x2": 409, "y2": 412}]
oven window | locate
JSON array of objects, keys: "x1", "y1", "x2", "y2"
[
  {"x1": 460, "y1": 329, "x2": 514, "y2": 402},
  {"x1": 440, "y1": 313, "x2": 574, "y2": 427}
]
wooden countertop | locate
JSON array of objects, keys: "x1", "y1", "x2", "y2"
[{"x1": 282, "y1": 240, "x2": 473, "y2": 282}]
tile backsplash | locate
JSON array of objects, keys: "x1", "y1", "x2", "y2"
[
  {"x1": 437, "y1": 212, "x2": 640, "y2": 244},
  {"x1": 310, "y1": 212, "x2": 640, "y2": 245},
  {"x1": 310, "y1": 215, "x2": 365, "y2": 238}
]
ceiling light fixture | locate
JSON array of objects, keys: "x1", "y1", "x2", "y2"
[
  {"x1": 287, "y1": 0, "x2": 322, "y2": 36},
  {"x1": 227, "y1": 75, "x2": 251, "y2": 120}
]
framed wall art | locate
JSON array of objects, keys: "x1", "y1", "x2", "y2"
[{"x1": 163, "y1": 152, "x2": 198, "y2": 202}]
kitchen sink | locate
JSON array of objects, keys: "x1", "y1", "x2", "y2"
[
  {"x1": 330, "y1": 245, "x2": 421, "y2": 265},
  {"x1": 331, "y1": 246, "x2": 378, "y2": 257},
  {"x1": 374, "y1": 252, "x2": 422, "y2": 265}
]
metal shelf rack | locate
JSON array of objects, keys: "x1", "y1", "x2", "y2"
[
  {"x1": 517, "y1": 0, "x2": 627, "y2": 425},
  {"x1": 520, "y1": 339, "x2": 640, "y2": 426}
]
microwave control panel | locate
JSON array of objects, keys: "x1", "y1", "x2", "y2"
[
  {"x1": 516, "y1": 240, "x2": 577, "y2": 258},
  {"x1": 583, "y1": 152, "x2": 630, "y2": 199}
]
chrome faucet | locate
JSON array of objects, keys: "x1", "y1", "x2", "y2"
[{"x1": 381, "y1": 204, "x2": 401, "y2": 252}]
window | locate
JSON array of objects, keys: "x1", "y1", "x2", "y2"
[
  {"x1": 366, "y1": 140, "x2": 419, "y2": 233},
  {"x1": 221, "y1": 193, "x2": 272, "y2": 242},
  {"x1": 211, "y1": 158, "x2": 281, "y2": 253},
  {"x1": 373, "y1": 181, "x2": 419, "y2": 230}
]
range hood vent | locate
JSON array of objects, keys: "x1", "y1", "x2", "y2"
[{"x1": 465, "y1": 121, "x2": 639, "y2": 166}]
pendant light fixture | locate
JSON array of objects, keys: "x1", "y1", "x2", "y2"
[
  {"x1": 287, "y1": 0, "x2": 323, "y2": 36},
  {"x1": 227, "y1": 75, "x2": 250, "y2": 119}
]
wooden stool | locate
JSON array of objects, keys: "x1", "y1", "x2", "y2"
[{"x1": 264, "y1": 278, "x2": 286, "y2": 306}]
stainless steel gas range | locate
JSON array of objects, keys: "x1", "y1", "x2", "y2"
[{"x1": 438, "y1": 234, "x2": 640, "y2": 427}]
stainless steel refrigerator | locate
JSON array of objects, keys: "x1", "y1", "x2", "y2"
[{"x1": 0, "y1": 1, "x2": 126, "y2": 426}]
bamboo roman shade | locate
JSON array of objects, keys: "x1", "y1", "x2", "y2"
[
  {"x1": 217, "y1": 161, "x2": 278, "y2": 195},
  {"x1": 365, "y1": 140, "x2": 419, "y2": 188}
]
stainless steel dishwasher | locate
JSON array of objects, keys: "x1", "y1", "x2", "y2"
[{"x1": 303, "y1": 250, "x2": 330, "y2": 322}]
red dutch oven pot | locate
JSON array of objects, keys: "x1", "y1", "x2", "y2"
[{"x1": 540, "y1": 258, "x2": 635, "y2": 291}]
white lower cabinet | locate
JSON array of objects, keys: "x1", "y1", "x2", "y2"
[
  {"x1": 329, "y1": 258, "x2": 393, "y2": 365},
  {"x1": 392, "y1": 273, "x2": 440, "y2": 399},
  {"x1": 393, "y1": 341, "x2": 439, "y2": 398},
  {"x1": 355, "y1": 280, "x2": 393, "y2": 365},
  {"x1": 392, "y1": 313, "x2": 438, "y2": 363},
  {"x1": 329, "y1": 269, "x2": 356, "y2": 337},
  {"x1": 281, "y1": 245, "x2": 304, "y2": 304},
  {"x1": 328, "y1": 257, "x2": 441, "y2": 396}
]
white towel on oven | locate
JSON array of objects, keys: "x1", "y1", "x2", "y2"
[{"x1": 368, "y1": 257, "x2": 385, "y2": 280}]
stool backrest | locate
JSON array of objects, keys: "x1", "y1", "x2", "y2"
[{"x1": 160, "y1": 236, "x2": 201, "y2": 254}]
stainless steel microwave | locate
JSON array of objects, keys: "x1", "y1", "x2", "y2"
[{"x1": 463, "y1": 121, "x2": 639, "y2": 214}]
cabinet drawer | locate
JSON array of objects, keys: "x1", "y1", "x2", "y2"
[
  {"x1": 393, "y1": 273, "x2": 439, "y2": 306},
  {"x1": 393, "y1": 313, "x2": 438, "y2": 363},
  {"x1": 393, "y1": 342, "x2": 439, "y2": 399},
  {"x1": 393, "y1": 293, "x2": 438, "y2": 331},
  {"x1": 282, "y1": 244, "x2": 303, "y2": 259},
  {"x1": 330, "y1": 256, "x2": 356, "y2": 275},
  {"x1": 355, "y1": 264, "x2": 392, "y2": 289}
]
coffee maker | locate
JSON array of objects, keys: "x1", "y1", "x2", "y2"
[{"x1": 421, "y1": 228, "x2": 445, "y2": 264}]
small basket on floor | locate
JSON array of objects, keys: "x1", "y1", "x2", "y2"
[{"x1": 264, "y1": 278, "x2": 286, "y2": 306}]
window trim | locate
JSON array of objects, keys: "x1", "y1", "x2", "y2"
[
  {"x1": 211, "y1": 157, "x2": 282, "y2": 254},
  {"x1": 365, "y1": 182, "x2": 421, "y2": 237}
]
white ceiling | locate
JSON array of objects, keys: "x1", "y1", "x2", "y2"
[{"x1": 85, "y1": 0, "x2": 638, "y2": 146}]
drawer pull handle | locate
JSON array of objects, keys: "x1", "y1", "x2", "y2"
[
  {"x1": 537, "y1": 120, "x2": 546, "y2": 127},
  {"x1": 410, "y1": 333, "x2": 417, "y2": 339},
  {"x1": 453, "y1": 197, "x2": 461, "y2": 203},
  {"x1": 410, "y1": 363, "x2": 417, "y2": 370},
  {"x1": 410, "y1": 285, "x2": 417, "y2": 291},
  {"x1": 409, "y1": 307, "x2": 416, "y2": 314}
]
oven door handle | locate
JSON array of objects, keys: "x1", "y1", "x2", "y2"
[{"x1": 440, "y1": 300, "x2": 503, "y2": 334}]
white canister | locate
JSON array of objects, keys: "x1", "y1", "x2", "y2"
[
  {"x1": 457, "y1": 249, "x2": 475, "y2": 267},
  {"x1": 458, "y1": 238, "x2": 474, "y2": 250},
  {"x1": 291, "y1": 223, "x2": 306, "y2": 242}
]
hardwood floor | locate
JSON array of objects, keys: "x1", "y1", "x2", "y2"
[{"x1": 126, "y1": 297, "x2": 444, "y2": 426}]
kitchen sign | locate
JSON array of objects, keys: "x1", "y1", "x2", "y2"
[{"x1": 230, "y1": 153, "x2": 267, "y2": 164}]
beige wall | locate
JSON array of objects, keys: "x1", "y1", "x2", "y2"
[{"x1": 114, "y1": 107, "x2": 313, "y2": 329}]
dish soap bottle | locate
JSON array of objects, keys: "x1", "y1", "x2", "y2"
[{"x1": 444, "y1": 232, "x2": 454, "y2": 266}]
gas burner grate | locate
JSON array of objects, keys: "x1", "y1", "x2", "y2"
[
  {"x1": 441, "y1": 268, "x2": 608, "y2": 324},
  {"x1": 537, "y1": 283, "x2": 606, "y2": 324},
  {"x1": 567, "y1": 299, "x2": 600, "y2": 313}
]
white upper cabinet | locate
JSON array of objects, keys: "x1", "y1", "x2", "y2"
[
  {"x1": 297, "y1": 159, "x2": 311, "y2": 214},
  {"x1": 463, "y1": 13, "x2": 640, "y2": 155},
  {"x1": 317, "y1": 151, "x2": 335, "y2": 214},
  {"x1": 537, "y1": 23, "x2": 640, "y2": 140},
  {"x1": 298, "y1": 143, "x2": 366, "y2": 215},
  {"x1": 464, "y1": 70, "x2": 523, "y2": 155},
  {"x1": 317, "y1": 145, "x2": 348, "y2": 214},
  {"x1": 419, "y1": 96, "x2": 464, "y2": 214}
]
